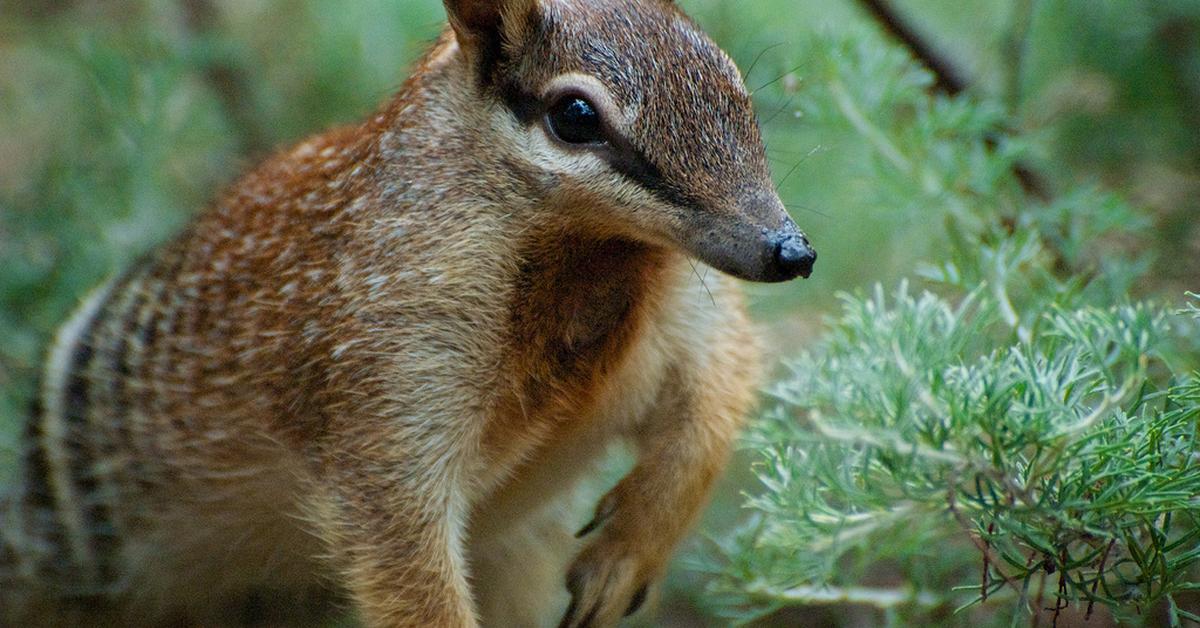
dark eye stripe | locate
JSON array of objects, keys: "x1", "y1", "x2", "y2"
[
  {"x1": 496, "y1": 80, "x2": 701, "y2": 211},
  {"x1": 497, "y1": 80, "x2": 544, "y2": 125},
  {"x1": 601, "y1": 134, "x2": 698, "y2": 211}
]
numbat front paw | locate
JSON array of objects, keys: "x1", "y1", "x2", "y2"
[{"x1": 559, "y1": 541, "x2": 653, "y2": 628}]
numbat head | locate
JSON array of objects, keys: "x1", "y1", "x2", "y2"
[
  {"x1": 3, "y1": 0, "x2": 816, "y2": 627},
  {"x1": 443, "y1": 0, "x2": 816, "y2": 281}
]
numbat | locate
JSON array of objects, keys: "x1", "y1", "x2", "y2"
[{"x1": 0, "y1": 0, "x2": 815, "y2": 626}]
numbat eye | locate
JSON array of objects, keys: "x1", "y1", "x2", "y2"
[{"x1": 546, "y1": 96, "x2": 605, "y2": 145}]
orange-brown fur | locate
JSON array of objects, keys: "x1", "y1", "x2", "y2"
[{"x1": 1, "y1": 1, "x2": 812, "y2": 626}]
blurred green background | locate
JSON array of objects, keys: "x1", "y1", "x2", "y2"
[{"x1": 1, "y1": 0, "x2": 1197, "y2": 625}]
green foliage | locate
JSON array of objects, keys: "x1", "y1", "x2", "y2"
[
  {"x1": 695, "y1": 17, "x2": 1200, "y2": 628},
  {"x1": 703, "y1": 285, "x2": 1200, "y2": 624},
  {"x1": 1185, "y1": 294, "x2": 1200, "y2": 321},
  {"x1": 1, "y1": 1, "x2": 1197, "y2": 626}
]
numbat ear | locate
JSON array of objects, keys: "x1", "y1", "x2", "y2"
[{"x1": 443, "y1": 0, "x2": 538, "y2": 59}]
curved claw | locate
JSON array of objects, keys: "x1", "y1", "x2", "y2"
[
  {"x1": 576, "y1": 494, "x2": 618, "y2": 538},
  {"x1": 559, "y1": 550, "x2": 651, "y2": 628},
  {"x1": 558, "y1": 572, "x2": 600, "y2": 628},
  {"x1": 557, "y1": 597, "x2": 578, "y2": 628},
  {"x1": 624, "y1": 585, "x2": 648, "y2": 617},
  {"x1": 558, "y1": 582, "x2": 648, "y2": 628},
  {"x1": 558, "y1": 570, "x2": 581, "y2": 628}
]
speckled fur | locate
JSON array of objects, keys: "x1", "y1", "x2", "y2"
[{"x1": 1, "y1": 1, "x2": 801, "y2": 626}]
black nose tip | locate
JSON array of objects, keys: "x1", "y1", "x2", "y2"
[{"x1": 771, "y1": 232, "x2": 817, "y2": 280}]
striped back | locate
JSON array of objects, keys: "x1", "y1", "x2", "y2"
[{"x1": 8, "y1": 244, "x2": 187, "y2": 599}]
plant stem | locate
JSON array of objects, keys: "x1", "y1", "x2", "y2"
[
  {"x1": 747, "y1": 583, "x2": 942, "y2": 609},
  {"x1": 1003, "y1": 0, "x2": 1038, "y2": 114},
  {"x1": 850, "y1": 0, "x2": 1053, "y2": 200}
]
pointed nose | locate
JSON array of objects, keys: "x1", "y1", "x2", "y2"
[{"x1": 769, "y1": 232, "x2": 817, "y2": 280}]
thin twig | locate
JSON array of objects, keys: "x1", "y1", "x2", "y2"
[
  {"x1": 983, "y1": 521, "x2": 995, "y2": 601},
  {"x1": 745, "y1": 583, "x2": 942, "y2": 609},
  {"x1": 947, "y1": 481, "x2": 1020, "y2": 595},
  {"x1": 1016, "y1": 552, "x2": 1037, "y2": 627},
  {"x1": 829, "y1": 78, "x2": 911, "y2": 174},
  {"x1": 1033, "y1": 566, "x2": 1046, "y2": 628},
  {"x1": 853, "y1": 0, "x2": 968, "y2": 94},
  {"x1": 1051, "y1": 547, "x2": 1068, "y2": 628},
  {"x1": 1003, "y1": 0, "x2": 1038, "y2": 113},
  {"x1": 851, "y1": 0, "x2": 1053, "y2": 201},
  {"x1": 1086, "y1": 539, "x2": 1116, "y2": 620}
]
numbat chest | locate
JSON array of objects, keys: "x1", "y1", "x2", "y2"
[
  {"x1": 2, "y1": 0, "x2": 815, "y2": 627},
  {"x1": 509, "y1": 238, "x2": 669, "y2": 405}
]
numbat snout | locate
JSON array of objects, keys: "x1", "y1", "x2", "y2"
[{"x1": 1, "y1": 0, "x2": 815, "y2": 626}]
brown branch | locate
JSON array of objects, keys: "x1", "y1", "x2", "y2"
[
  {"x1": 1086, "y1": 539, "x2": 1116, "y2": 620},
  {"x1": 982, "y1": 521, "x2": 995, "y2": 601},
  {"x1": 1051, "y1": 547, "x2": 1068, "y2": 628},
  {"x1": 1023, "y1": 551, "x2": 1043, "y2": 628},
  {"x1": 948, "y1": 483, "x2": 1021, "y2": 596},
  {"x1": 854, "y1": 0, "x2": 968, "y2": 95},
  {"x1": 852, "y1": 0, "x2": 1053, "y2": 201},
  {"x1": 1033, "y1": 567, "x2": 1046, "y2": 628},
  {"x1": 1002, "y1": 0, "x2": 1038, "y2": 113}
]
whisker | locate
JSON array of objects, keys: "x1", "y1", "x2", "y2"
[
  {"x1": 763, "y1": 94, "x2": 797, "y2": 126},
  {"x1": 687, "y1": 258, "x2": 717, "y2": 308},
  {"x1": 752, "y1": 62, "x2": 805, "y2": 96},
  {"x1": 776, "y1": 144, "x2": 825, "y2": 189},
  {"x1": 783, "y1": 201, "x2": 833, "y2": 219},
  {"x1": 776, "y1": 153, "x2": 809, "y2": 189},
  {"x1": 742, "y1": 42, "x2": 786, "y2": 81}
]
